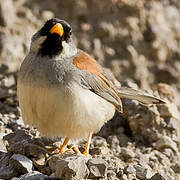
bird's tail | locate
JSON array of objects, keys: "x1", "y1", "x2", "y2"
[{"x1": 117, "y1": 87, "x2": 165, "y2": 105}]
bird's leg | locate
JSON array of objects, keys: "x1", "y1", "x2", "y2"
[
  {"x1": 58, "y1": 137, "x2": 69, "y2": 154},
  {"x1": 82, "y1": 132, "x2": 93, "y2": 156},
  {"x1": 58, "y1": 137, "x2": 80, "y2": 154},
  {"x1": 71, "y1": 145, "x2": 81, "y2": 154}
]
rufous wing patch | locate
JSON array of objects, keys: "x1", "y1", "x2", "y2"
[
  {"x1": 73, "y1": 49, "x2": 122, "y2": 112},
  {"x1": 73, "y1": 50, "x2": 102, "y2": 76}
]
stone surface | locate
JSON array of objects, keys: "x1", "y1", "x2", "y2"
[
  {"x1": 49, "y1": 154, "x2": 89, "y2": 179},
  {"x1": 0, "y1": 0, "x2": 15, "y2": 27},
  {"x1": 0, "y1": 165, "x2": 18, "y2": 180},
  {"x1": 20, "y1": 171, "x2": 48, "y2": 180},
  {"x1": 3, "y1": 130, "x2": 32, "y2": 145},
  {"x1": 0, "y1": 133, "x2": 6, "y2": 152},
  {"x1": 87, "y1": 158, "x2": 108, "y2": 179},
  {"x1": 24, "y1": 143, "x2": 48, "y2": 158},
  {"x1": 92, "y1": 136, "x2": 107, "y2": 147},
  {"x1": 0, "y1": 153, "x2": 11, "y2": 168},
  {"x1": 155, "y1": 136, "x2": 178, "y2": 152},
  {"x1": 9, "y1": 154, "x2": 33, "y2": 174},
  {"x1": 124, "y1": 165, "x2": 136, "y2": 174},
  {"x1": 150, "y1": 172, "x2": 166, "y2": 180},
  {"x1": 107, "y1": 170, "x2": 117, "y2": 180},
  {"x1": 91, "y1": 146, "x2": 109, "y2": 155},
  {"x1": 135, "y1": 164, "x2": 154, "y2": 179},
  {"x1": 171, "y1": 162, "x2": 180, "y2": 174},
  {"x1": 121, "y1": 147, "x2": 136, "y2": 159},
  {"x1": 107, "y1": 135, "x2": 119, "y2": 149}
]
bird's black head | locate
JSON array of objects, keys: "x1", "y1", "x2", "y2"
[{"x1": 33, "y1": 18, "x2": 72, "y2": 57}]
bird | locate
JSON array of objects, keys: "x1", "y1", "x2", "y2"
[{"x1": 17, "y1": 18, "x2": 165, "y2": 156}]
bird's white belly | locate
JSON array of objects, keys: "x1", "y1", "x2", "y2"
[{"x1": 17, "y1": 82, "x2": 115, "y2": 139}]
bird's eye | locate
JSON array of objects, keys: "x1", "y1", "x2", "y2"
[{"x1": 69, "y1": 30, "x2": 72, "y2": 35}]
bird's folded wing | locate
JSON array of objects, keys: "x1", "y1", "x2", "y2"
[
  {"x1": 73, "y1": 49, "x2": 122, "y2": 112},
  {"x1": 79, "y1": 71, "x2": 123, "y2": 112},
  {"x1": 117, "y1": 87, "x2": 165, "y2": 105},
  {"x1": 73, "y1": 49, "x2": 165, "y2": 112}
]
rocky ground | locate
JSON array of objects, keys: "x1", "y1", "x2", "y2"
[{"x1": 0, "y1": 0, "x2": 180, "y2": 179}]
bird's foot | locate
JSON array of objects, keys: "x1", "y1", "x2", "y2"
[
  {"x1": 58, "y1": 145, "x2": 80, "y2": 154},
  {"x1": 71, "y1": 145, "x2": 81, "y2": 154},
  {"x1": 82, "y1": 150, "x2": 89, "y2": 157},
  {"x1": 58, "y1": 147, "x2": 73, "y2": 154}
]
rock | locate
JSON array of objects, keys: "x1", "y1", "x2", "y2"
[
  {"x1": 135, "y1": 164, "x2": 154, "y2": 179},
  {"x1": 163, "y1": 148, "x2": 174, "y2": 158},
  {"x1": 31, "y1": 155, "x2": 51, "y2": 175},
  {"x1": 124, "y1": 165, "x2": 136, "y2": 174},
  {"x1": 41, "y1": 10, "x2": 54, "y2": 21},
  {"x1": 0, "y1": 133, "x2": 7, "y2": 152},
  {"x1": 107, "y1": 170, "x2": 117, "y2": 180},
  {"x1": 107, "y1": 135, "x2": 119, "y2": 149},
  {"x1": 49, "y1": 154, "x2": 89, "y2": 180},
  {"x1": 149, "y1": 172, "x2": 166, "y2": 180},
  {"x1": 90, "y1": 146, "x2": 109, "y2": 155},
  {"x1": 158, "y1": 102, "x2": 180, "y2": 120},
  {"x1": 87, "y1": 158, "x2": 108, "y2": 179},
  {"x1": 15, "y1": 118, "x2": 25, "y2": 127},
  {"x1": 24, "y1": 143, "x2": 48, "y2": 158},
  {"x1": 93, "y1": 38, "x2": 104, "y2": 61},
  {"x1": 3, "y1": 130, "x2": 32, "y2": 145},
  {"x1": 118, "y1": 134, "x2": 131, "y2": 147},
  {"x1": 9, "y1": 154, "x2": 33, "y2": 174},
  {"x1": 0, "y1": 0, "x2": 15, "y2": 27},
  {"x1": 0, "y1": 153, "x2": 11, "y2": 168},
  {"x1": 0, "y1": 31, "x2": 26, "y2": 72},
  {"x1": 8, "y1": 139, "x2": 26, "y2": 154},
  {"x1": 155, "y1": 67, "x2": 178, "y2": 84},
  {"x1": 2, "y1": 75, "x2": 16, "y2": 88},
  {"x1": 0, "y1": 150, "x2": 6, "y2": 160},
  {"x1": 120, "y1": 174, "x2": 128, "y2": 180},
  {"x1": 127, "y1": 103, "x2": 162, "y2": 144},
  {"x1": 171, "y1": 163, "x2": 180, "y2": 174},
  {"x1": 32, "y1": 156, "x2": 46, "y2": 169},
  {"x1": 0, "y1": 166, "x2": 18, "y2": 180},
  {"x1": 20, "y1": 171, "x2": 48, "y2": 180},
  {"x1": 5, "y1": 134, "x2": 48, "y2": 157},
  {"x1": 167, "y1": 118, "x2": 180, "y2": 132},
  {"x1": 92, "y1": 136, "x2": 107, "y2": 147},
  {"x1": 155, "y1": 136, "x2": 178, "y2": 152},
  {"x1": 116, "y1": 169, "x2": 124, "y2": 179},
  {"x1": 157, "y1": 83, "x2": 175, "y2": 100},
  {"x1": 11, "y1": 178, "x2": 20, "y2": 180},
  {"x1": 120, "y1": 147, "x2": 136, "y2": 159},
  {"x1": 0, "y1": 87, "x2": 12, "y2": 99},
  {"x1": 48, "y1": 154, "x2": 59, "y2": 172}
]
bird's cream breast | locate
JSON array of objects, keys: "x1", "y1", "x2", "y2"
[{"x1": 17, "y1": 79, "x2": 115, "y2": 139}]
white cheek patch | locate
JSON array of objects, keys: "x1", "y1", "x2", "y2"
[
  {"x1": 61, "y1": 41, "x2": 70, "y2": 55},
  {"x1": 59, "y1": 40, "x2": 77, "y2": 59},
  {"x1": 30, "y1": 36, "x2": 47, "y2": 53}
]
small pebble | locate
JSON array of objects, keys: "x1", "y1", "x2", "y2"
[{"x1": 87, "y1": 158, "x2": 108, "y2": 179}]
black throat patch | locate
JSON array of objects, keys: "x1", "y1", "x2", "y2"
[{"x1": 38, "y1": 34, "x2": 63, "y2": 58}]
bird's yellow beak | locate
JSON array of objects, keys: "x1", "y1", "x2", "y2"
[{"x1": 50, "y1": 23, "x2": 64, "y2": 37}]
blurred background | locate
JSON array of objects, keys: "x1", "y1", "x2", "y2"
[
  {"x1": 0, "y1": 1, "x2": 180, "y2": 179},
  {"x1": 0, "y1": 0, "x2": 180, "y2": 92}
]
